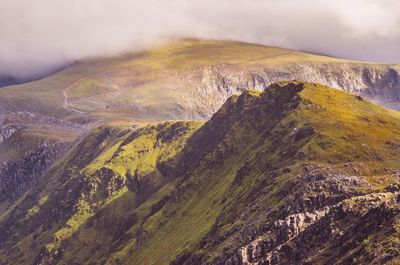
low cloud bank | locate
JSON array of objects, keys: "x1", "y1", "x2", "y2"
[{"x1": 1, "y1": 0, "x2": 399, "y2": 79}]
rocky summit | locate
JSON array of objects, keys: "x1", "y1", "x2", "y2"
[{"x1": 1, "y1": 81, "x2": 400, "y2": 265}]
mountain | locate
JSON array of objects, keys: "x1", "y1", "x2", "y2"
[
  {"x1": 0, "y1": 39, "x2": 399, "y2": 123},
  {"x1": 3, "y1": 38, "x2": 399, "y2": 215},
  {"x1": 1, "y1": 81, "x2": 400, "y2": 265},
  {"x1": 1, "y1": 39, "x2": 400, "y2": 264}
]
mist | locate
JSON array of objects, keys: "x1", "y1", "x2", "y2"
[{"x1": 1, "y1": 0, "x2": 400, "y2": 80}]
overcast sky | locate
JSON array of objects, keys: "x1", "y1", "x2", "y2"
[{"x1": 1, "y1": 0, "x2": 400, "y2": 79}]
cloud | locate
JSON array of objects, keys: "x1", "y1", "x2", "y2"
[{"x1": 1, "y1": 0, "x2": 400, "y2": 79}]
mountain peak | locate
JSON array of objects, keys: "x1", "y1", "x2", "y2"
[{"x1": 212, "y1": 81, "x2": 400, "y2": 169}]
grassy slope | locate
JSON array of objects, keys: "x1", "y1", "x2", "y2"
[
  {"x1": 0, "y1": 121, "x2": 202, "y2": 265},
  {"x1": 2, "y1": 82, "x2": 400, "y2": 264}
]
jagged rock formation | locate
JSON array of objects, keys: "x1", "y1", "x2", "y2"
[
  {"x1": 0, "y1": 141, "x2": 68, "y2": 201},
  {"x1": 0, "y1": 124, "x2": 20, "y2": 144},
  {"x1": 224, "y1": 191, "x2": 400, "y2": 265},
  {"x1": 180, "y1": 62, "x2": 400, "y2": 118},
  {"x1": 0, "y1": 111, "x2": 82, "y2": 204},
  {"x1": 1, "y1": 81, "x2": 400, "y2": 265}
]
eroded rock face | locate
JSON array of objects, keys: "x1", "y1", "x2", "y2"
[
  {"x1": 217, "y1": 155, "x2": 400, "y2": 265},
  {"x1": 0, "y1": 141, "x2": 69, "y2": 202},
  {"x1": 177, "y1": 64, "x2": 400, "y2": 120},
  {"x1": 223, "y1": 205, "x2": 330, "y2": 265},
  {"x1": 0, "y1": 124, "x2": 21, "y2": 144},
  {"x1": 223, "y1": 191, "x2": 400, "y2": 265},
  {"x1": 0, "y1": 111, "x2": 82, "y2": 203}
]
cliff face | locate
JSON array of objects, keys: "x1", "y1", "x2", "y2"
[
  {"x1": 174, "y1": 63, "x2": 400, "y2": 120},
  {"x1": 0, "y1": 112, "x2": 82, "y2": 205},
  {"x1": 0, "y1": 141, "x2": 68, "y2": 202},
  {"x1": 1, "y1": 82, "x2": 400, "y2": 265},
  {"x1": 224, "y1": 192, "x2": 400, "y2": 265}
]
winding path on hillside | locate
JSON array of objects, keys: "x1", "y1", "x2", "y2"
[{"x1": 62, "y1": 80, "x2": 86, "y2": 114}]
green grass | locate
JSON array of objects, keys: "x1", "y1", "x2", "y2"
[{"x1": 17, "y1": 121, "x2": 204, "y2": 264}]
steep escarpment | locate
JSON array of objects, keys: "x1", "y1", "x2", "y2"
[
  {"x1": 181, "y1": 62, "x2": 400, "y2": 118},
  {"x1": 0, "y1": 141, "x2": 68, "y2": 202},
  {"x1": 0, "y1": 112, "x2": 82, "y2": 207},
  {"x1": 1, "y1": 81, "x2": 400, "y2": 265}
]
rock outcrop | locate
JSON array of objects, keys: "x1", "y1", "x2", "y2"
[
  {"x1": 0, "y1": 141, "x2": 68, "y2": 202},
  {"x1": 0, "y1": 111, "x2": 82, "y2": 203},
  {"x1": 224, "y1": 192, "x2": 400, "y2": 265},
  {"x1": 177, "y1": 63, "x2": 400, "y2": 120}
]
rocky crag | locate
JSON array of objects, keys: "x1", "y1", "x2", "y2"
[{"x1": 0, "y1": 112, "x2": 83, "y2": 205}]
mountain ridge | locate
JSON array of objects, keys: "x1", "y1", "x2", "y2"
[
  {"x1": 1, "y1": 81, "x2": 400, "y2": 264},
  {"x1": 1, "y1": 39, "x2": 400, "y2": 265},
  {"x1": 6, "y1": 39, "x2": 399, "y2": 206},
  {"x1": 0, "y1": 39, "x2": 399, "y2": 123}
]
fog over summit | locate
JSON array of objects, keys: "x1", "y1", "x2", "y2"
[{"x1": 1, "y1": 0, "x2": 400, "y2": 80}]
